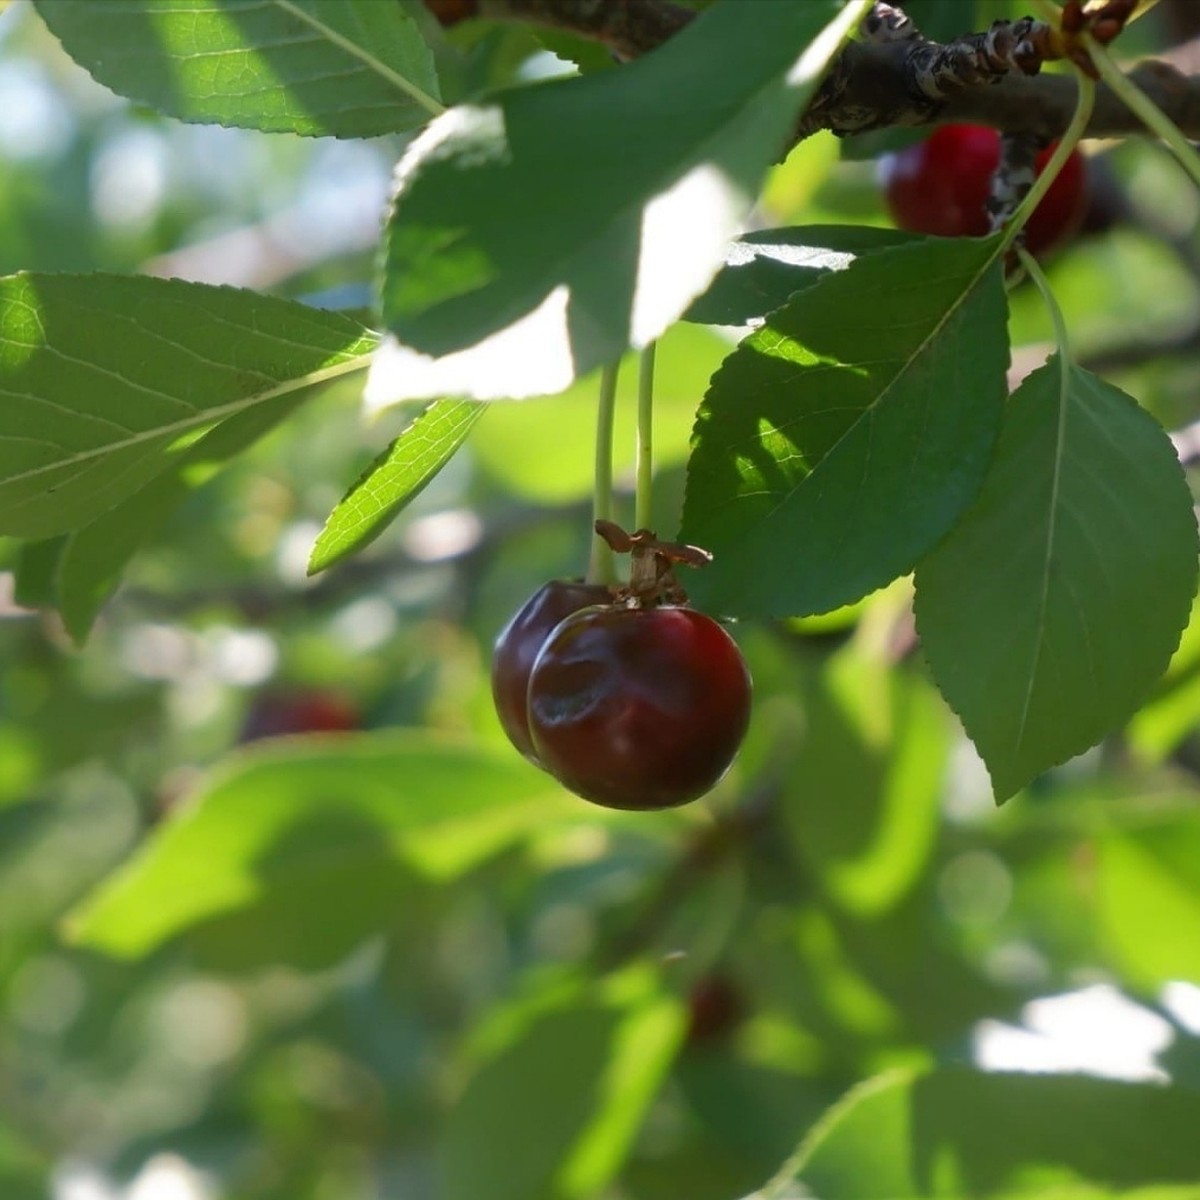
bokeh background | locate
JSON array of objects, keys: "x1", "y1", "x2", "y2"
[{"x1": 4, "y1": 1, "x2": 1200, "y2": 1197}]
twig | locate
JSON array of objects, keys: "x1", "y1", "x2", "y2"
[
  {"x1": 800, "y1": 39, "x2": 1200, "y2": 141},
  {"x1": 425, "y1": 0, "x2": 1200, "y2": 146}
]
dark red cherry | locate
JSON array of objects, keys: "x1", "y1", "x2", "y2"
[
  {"x1": 685, "y1": 974, "x2": 746, "y2": 1046},
  {"x1": 880, "y1": 124, "x2": 1088, "y2": 256},
  {"x1": 491, "y1": 579, "x2": 613, "y2": 763},
  {"x1": 241, "y1": 691, "x2": 358, "y2": 742},
  {"x1": 526, "y1": 605, "x2": 752, "y2": 810}
]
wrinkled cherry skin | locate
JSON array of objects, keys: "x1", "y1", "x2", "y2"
[
  {"x1": 880, "y1": 125, "x2": 1088, "y2": 257},
  {"x1": 527, "y1": 605, "x2": 752, "y2": 810},
  {"x1": 491, "y1": 580, "x2": 613, "y2": 763}
]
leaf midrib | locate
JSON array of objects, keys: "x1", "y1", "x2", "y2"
[
  {"x1": 0, "y1": 353, "x2": 373, "y2": 494},
  {"x1": 1015, "y1": 358, "x2": 1070, "y2": 750},
  {"x1": 758, "y1": 242, "x2": 1005, "y2": 527},
  {"x1": 270, "y1": 0, "x2": 443, "y2": 116}
]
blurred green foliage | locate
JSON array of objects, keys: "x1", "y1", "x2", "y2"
[{"x1": 2, "y1": 2, "x2": 1200, "y2": 1199}]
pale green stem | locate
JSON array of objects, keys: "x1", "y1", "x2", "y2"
[
  {"x1": 1018, "y1": 244, "x2": 1072, "y2": 391},
  {"x1": 635, "y1": 342, "x2": 657, "y2": 532},
  {"x1": 999, "y1": 70, "x2": 1096, "y2": 255},
  {"x1": 587, "y1": 362, "x2": 621, "y2": 585},
  {"x1": 1085, "y1": 33, "x2": 1200, "y2": 191}
]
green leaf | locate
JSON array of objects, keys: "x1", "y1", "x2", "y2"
[
  {"x1": 529, "y1": 28, "x2": 618, "y2": 75},
  {"x1": 1096, "y1": 813, "x2": 1200, "y2": 988},
  {"x1": 57, "y1": 390, "x2": 310, "y2": 641},
  {"x1": 683, "y1": 225, "x2": 920, "y2": 326},
  {"x1": 787, "y1": 1067, "x2": 1200, "y2": 1199},
  {"x1": 33, "y1": 0, "x2": 441, "y2": 138},
  {"x1": 0, "y1": 1121, "x2": 48, "y2": 1200},
  {"x1": 1127, "y1": 594, "x2": 1200, "y2": 764},
  {"x1": 443, "y1": 979, "x2": 683, "y2": 1200},
  {"x1": 65, "y1": 733, "x2": 570, "y2": 963},
  {"x1": 308, "y1": 398, "x2": 483, "y2": 575},
  {"x1": 681, "y1": 235, "x2": 1009, "y2": 618},
  {"x1": 11, "y1": 536, "x2": 65, "y2": 608},
  {"x1": 0, "y1": 274, "x2": 375, "y2": 539},
  {"x1": 914, "y1": 360, "x2": 1198, "y2": 801},
  {"x1": 784, "y1": 631, "x2": 950, "y2": 916},
  {"x1": 368, "y1": 0, "x2": 870, "y2": 405},
  {"x1": 897, "y1": 0, "x2": 989, "y2": 42}
]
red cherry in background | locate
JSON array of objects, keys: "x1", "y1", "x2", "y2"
[
  {"x1": 880, "y1": 124, "x2": 1088, "y2": 256},
  {"x1": 241, "y1": 691, "x2": 359, "y2": 742},
  {"x1": 526, "y1": 604, "x2": 752, "y2": 811},
  {"x1": 491, "y1": 579, "x2": 613, "y2": 763},
  {"x1": 685, "y1": 974, "x2": 746, "y2": 1046}
]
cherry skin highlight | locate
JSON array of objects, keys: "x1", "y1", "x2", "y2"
[
  {"x1": 491, "y1": 579, "x2": 612, "y2": 764},
  {"x1": 880, "y1": 124, "x2": 1088, "y2": 257},
  {"x1": 526, "y1": 605, "x2": 752, "y2": 810}
]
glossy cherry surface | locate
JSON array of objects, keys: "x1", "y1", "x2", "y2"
[
  {"x1": 527, "y1": 605, "x2": 752, "y2": 810},
  {"x1": 491, "y1": 579, "x2": 613, "y2": 763},
  {"x1": 881, "y1": 124, "x2": 1087, "y2": 256}
]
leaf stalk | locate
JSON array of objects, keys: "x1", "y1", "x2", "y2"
[
  {"x1": 587, "y1": 362, "x2": 621, "y2": 585},
  {"x1": 636, "y1": 342, "x2": 657, "y2": 532}
]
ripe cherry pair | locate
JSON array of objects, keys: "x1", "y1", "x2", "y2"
[{"x1": 491, "y1": 557, "x2": 751, "y2": 812}]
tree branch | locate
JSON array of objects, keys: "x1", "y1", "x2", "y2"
[
  {"x1": 814, "y1": 44, "x2": 1200, "y2": 141},
  {"x1": 804, "y1": 0, "x2": 1196, "y2": 142},
  {"x1": 425, "y1": 0, "x2": 1200, "y2": 146}
]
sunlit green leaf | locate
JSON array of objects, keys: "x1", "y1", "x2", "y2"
[
  {"x1": 33, "y1": 0, "x2": 441, "y2": 137},
  {"x1": 443, "y1": 976, "x2": 683, "y2": 1200},
  {"x1": 57, "y1": 390, "x2": 309, "y2": 642},
  {"x1": 915, "y1": 360, "x2": 1198, "y2": 801},
  {"x1": 0, "y1": 274, "x2": 375, "y2": 539},
  {"x1": 684, "y1": 225, "x2": 919, "y2": 326},
  {"x1": 66, "y1": 734, "x2": 572, "y2": 962},
  {"x1": 368, "y1": 0, "x2": 869, "y2": 404},
  {"x1": 1096, "y1": 812, "x2": 1200, "y2": 988},
  {"x1": 1127, "y1": 594, "x2": 1200, "y2": 764},
  {"x1": 784, "y1": 630, "x2": 949, "y2": 915},
  {"x1": 786, "y1": 1067, "x2": 1200, "y2": 1198},
  {"x1": 308, "y1": 398, "x2": 483, "y2": 575},
  {"x1": 682, "y1": 236, "x2": 1009, "y2": 617}
]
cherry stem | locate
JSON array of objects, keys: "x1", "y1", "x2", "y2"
[
  {"x1": 998, "y1": 49, "x2": 1095, "y2": 256},
  {"x1": 636, "y1": 342, "x2": 657, "y2": 532},
  {"x1": 594, "y1": 520, "x2": 712, "y2": 606},
  {"x1": 1018, "y1": 243, "x2": 1073, "y2": 397},
  {"x1": 1084, "y1": 33, "x2": 1200, "y2": 192},
  {"x1": 587, "y1": 362, "x2": 621, "y2": 586}
]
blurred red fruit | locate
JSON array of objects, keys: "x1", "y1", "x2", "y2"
[
  {"x1": 881, "y1": 124, "x2": 1088, "y2": 256},
  {"x1": 241, "y1": 691, "x2": 359, "y2": 741}
]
